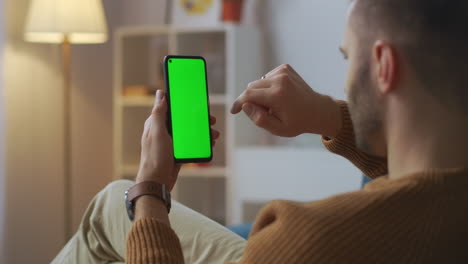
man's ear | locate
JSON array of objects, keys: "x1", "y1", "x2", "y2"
[{"x1": 372, "y1": 40, "x2": 398, "y2": 94}]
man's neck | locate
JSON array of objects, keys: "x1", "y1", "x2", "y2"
[{"x1": 387, "y1": 103, "x2": 468, "y2": 179}]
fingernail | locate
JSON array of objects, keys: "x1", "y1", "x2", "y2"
[
  {"x1": 230, "y1": 106, "x2": 235, "y2": 114},
  {"x1": 156, "y1": 90, "x2": 163, "y2": 105},
  {"x1": 243, "y1": 104, "x2": 253, "y2": 115}
]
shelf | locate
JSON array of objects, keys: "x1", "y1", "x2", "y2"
[
  {"x1": 117, "y1": 25, "x2": 229, "y2": 37},
  {"x1": 117, "y1": 26, "x2": 169, "y2": 37},
  {"x1": 120, "y1": 165, "x2": 226, "y2": 178},
  {"x1": 209, "y1": 95, "x2": 227, "y2": 105},
  {"x1": 119, "y1": 96, "x2": 155, "y2": 107},
  {"x1": 173, "y1": 26, "x2": 227, "y2": 34},
  {"x1": 179, "y1": 166, "x2": 226, "y2": 178},
  {"x1": 118, "y1": 95, "x2": 226, "y2": 107}
]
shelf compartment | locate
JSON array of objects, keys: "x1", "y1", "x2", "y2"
[
  {"x1": 121, "y1": 34, "x2": 168, "y2": 91},
  {"x1": 119, "y1": 94, "x2": 227, "y2": 107}
]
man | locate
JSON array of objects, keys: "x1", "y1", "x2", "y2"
[{"x1": 54, "y1": 0, "x2": 468, "y2": 263}]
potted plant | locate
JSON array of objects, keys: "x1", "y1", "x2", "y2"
[{"x1": 222, "y1": 0, "x2": 244, "y2": 23}]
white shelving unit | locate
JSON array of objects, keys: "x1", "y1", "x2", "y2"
[{"x1": 113, "y1": 25, "x2": 264, "y2": 224}]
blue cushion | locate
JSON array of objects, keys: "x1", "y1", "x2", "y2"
[
  {"x1": 362, "y1": 175, "x2": 373, "y2": 188},
  {"x1": 227, "y1": 223, "x2": 253, "y2": 240}
]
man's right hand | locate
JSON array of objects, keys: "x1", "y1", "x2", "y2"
[{"x1": 231, "y1": 64, "x2": 343, "y2": 138}]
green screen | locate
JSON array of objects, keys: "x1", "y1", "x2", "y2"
[{"x1": 167, "y1": 57, "x2": 212, "y2": 160}]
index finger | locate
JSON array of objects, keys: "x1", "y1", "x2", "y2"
[
  {"x1": 230, "y1": 79, "x2": 271, "y2": 113},
  {"x1": 264, "y1": 64, "x2": 301, "y2": 83},
  {"x1": 263, "y1": 64, "x2": 286, "y2": 79}
]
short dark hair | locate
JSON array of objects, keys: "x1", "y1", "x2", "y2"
[{"x1": 353, "y1": 0, "x2": 468, "y2": 113}]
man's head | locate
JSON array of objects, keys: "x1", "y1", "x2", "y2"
[{"x1": 341, "y1": 0, "x2": 468, "y2": 156}]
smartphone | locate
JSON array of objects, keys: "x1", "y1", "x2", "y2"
[{"x1": 163, "y1": 55, "x2": 213, "y2": 163}]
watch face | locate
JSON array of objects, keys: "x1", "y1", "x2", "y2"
[{"x1": 125, "y1": 190, "x2": 135, "y2": 221}]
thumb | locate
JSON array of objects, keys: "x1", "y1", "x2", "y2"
[
  {"x1": 151, "y1": 90, "x2": 168, "y2": 134},
  {"x1": 242, "y1": 103, "x2": 282, "y2": 133}
]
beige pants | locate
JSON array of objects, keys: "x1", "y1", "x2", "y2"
[{"x1": 52, "y1": 180, "x2": 246, "y2": 264}]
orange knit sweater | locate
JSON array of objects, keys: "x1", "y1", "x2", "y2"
[{"x1": 126, "y1": 103, "x2": 468, "y2": 263}]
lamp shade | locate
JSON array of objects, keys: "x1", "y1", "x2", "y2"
[{"x1": 24, "y1": 0, "x2": 108, "y2": 44}]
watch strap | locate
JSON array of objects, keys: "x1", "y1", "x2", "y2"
[{"x1": 128, "y1": 181, "x2": 171, "y2": 213}]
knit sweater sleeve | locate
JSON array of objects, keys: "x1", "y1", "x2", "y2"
[
  {"x1": 322, "y1": 101, "x2": 388, "y2": 179},
  {"x1": 126, "y1": 218, "x2": 184, "y2": 264}
]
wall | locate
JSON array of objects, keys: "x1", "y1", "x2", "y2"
[
  {"x1": 0, "y1": 0, "x2": 5, "y2": 261},
  {"x1": 259, "y1": 0, "x2": 348, "y2": 99},
  {"x1": 4, "y1": 0, "x2": 65, "y2": 262},
  {"x1": 256, "y1": 0, "x2": 349, "y2": 147},
  {"x1": 69, "y1": 0, "x2": 122, "y2": 233},
  {"x1": 121, "y1": 0, "x2": 167, "y2": 25}
]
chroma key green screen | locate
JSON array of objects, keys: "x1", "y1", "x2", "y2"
[{"x1": 166, "y1": 57, "x2": 212, "y2": 162}]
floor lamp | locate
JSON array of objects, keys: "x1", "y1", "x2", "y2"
[{"x1": 24, "y1": 0, "x2": 108, "y2": 239}]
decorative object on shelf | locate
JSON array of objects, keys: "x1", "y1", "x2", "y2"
[
  {"x1": 222, "y1": 0, "x2": 244, "y2": 23},
  {"x1": 123, "y1": 85, "x2": 150, "y2": 96},
  {"x1": 146, "y1": 86, "x2": 161, "y2": 95},
  {"x1": 24, "y1": 0, "x2": 108, "y2": 240},
  {"x1": 171, "y1": 0, "x2": 222, "y2": 27}
]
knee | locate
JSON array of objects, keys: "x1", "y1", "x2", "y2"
[
  {"x1": 102, "y1": 180, "x2": 135, "y2": 200},
  {"x1": 105, "y1": 180, "x2": 134, "y2": 192},
  {"x1": 85, "y1": 180, "x2": 134, "y2": 223}
]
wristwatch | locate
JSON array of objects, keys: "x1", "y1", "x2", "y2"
[{"x1": 125, "y1": 181, "x2": 171, "y2": 221}]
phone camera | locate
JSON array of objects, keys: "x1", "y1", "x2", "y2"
[{"x1": 169, "y1": 60, "x2": 173, "y2": 63}]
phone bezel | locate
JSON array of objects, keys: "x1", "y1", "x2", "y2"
[{"x1": 163, "y1": 55, "x2": 213, "y2": 164}]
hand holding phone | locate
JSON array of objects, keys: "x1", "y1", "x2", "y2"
[
  {"x1": 136, "y1": 90, "x2": 181, "y2": 190},
  {"x1": 136, "y1": 90, "x2": 221, "y2": 189}
]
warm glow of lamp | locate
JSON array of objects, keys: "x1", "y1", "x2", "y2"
[{"x1": 24, "y1": 0, "x2": 108, "y2": 44}]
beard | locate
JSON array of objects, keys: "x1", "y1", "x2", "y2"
[{"x1": 347, "y1": 59, "x2": 384, "y2": 156}]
